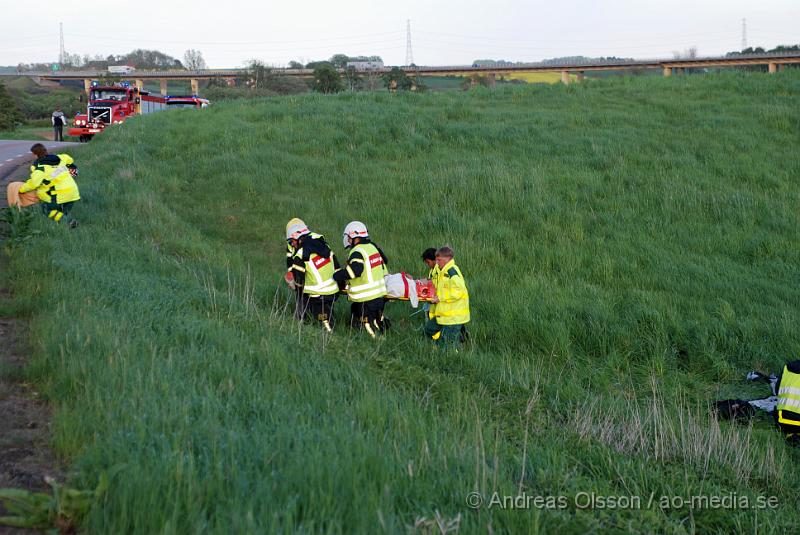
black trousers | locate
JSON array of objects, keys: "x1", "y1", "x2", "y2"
[
  {"x1": 350, "y1": 298, "x2": 386, "y2": 337},
  {"x1": 53, "y1": 125, "x2": 63, "y2": 141},
  {"x1": 296, "y1": 291, "x2": 336, "y2": 332},
  {"x1": 308, "y1": 294, "x2": 336, "y2": 332}
]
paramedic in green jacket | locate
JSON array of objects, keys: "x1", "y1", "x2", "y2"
[{"x1": 424, "y1": 246, "x2": 470, "y2": 349}]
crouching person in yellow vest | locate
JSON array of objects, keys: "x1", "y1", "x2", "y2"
[
  {"x1": 286, "y1": 219, "x2": 340, "y2": 332},
  {"x1": 333, "y1": 221, "x2": 389, "y2": 338},
  {"x1": 776, "y1": 360, "x2": 800, "y2": 446},
  {"x1": 424, "y1": 246, "x2": 470, "y2": 349},
  {"x1": 18, "y1": 143, "x2": 80, "y2": 228}
]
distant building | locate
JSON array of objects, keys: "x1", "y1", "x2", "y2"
[{"x1": 346, "y1": 60, "x2": 384, "y2": 71}]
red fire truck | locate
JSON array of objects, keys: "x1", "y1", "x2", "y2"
[{"x1": 68, "y1": 82, "x2": 209, "y2": 142}]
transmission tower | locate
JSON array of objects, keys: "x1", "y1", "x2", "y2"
[
  {"x1": 405, "y1": 20, "x2": 414, "y2": 66},
  {"x1": 59, "y1": 22, "x2": 66, "y2": 66},
  {"x1": 741, "y1": 18, "x2": 747, "y2": 51}
]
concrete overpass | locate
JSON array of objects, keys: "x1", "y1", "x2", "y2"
[{"x1": 4, "y1": 52, "x2": 800, "y2": 93}]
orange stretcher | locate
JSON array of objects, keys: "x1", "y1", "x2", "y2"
[
  {"x1": 340, "y1": 277, "x2": 436, "y2": 302},
  {"x1": 385, "y1": 277, "x2": 436, "y2": 302}
]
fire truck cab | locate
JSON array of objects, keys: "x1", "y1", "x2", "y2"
[{"x1": 69, "y1": 83, "x2": 143, "y2": 142}]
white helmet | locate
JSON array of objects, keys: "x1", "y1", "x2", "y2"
[
  {"x1": 286, "y1": 218, "x2": 310, "y2": 241},
  {"x1": 342, "y1": 220, "x2": 369, "y2": 248}
]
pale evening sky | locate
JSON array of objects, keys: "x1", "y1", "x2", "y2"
[{"x1": 0, "y1": 0, "x2": 797, "y2": 68}]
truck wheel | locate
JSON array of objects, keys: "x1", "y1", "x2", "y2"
[{"x1": 79, "y1": 135, "x2": 91, "y2": 143}]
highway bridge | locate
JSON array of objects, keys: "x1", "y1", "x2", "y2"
[{"x1": 4, "y1": 52, "x2": 800, "y2": 94}]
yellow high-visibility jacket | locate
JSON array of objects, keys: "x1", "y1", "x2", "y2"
[
  {"x1": 20, "y1": 153, "x2": 80, "y2": 204},
  {"x1": 346, "y1": 242, "x2": 388, "y2": 302},
  {"x1": 433, "y1": 259, "x2": 470, "y2": 325},
  {"x1": 286, "y1": 232, "x2": 323, "y2": 273},
  {"x1": 777, "y1": 363, "x2": 800, "y2": 430}
]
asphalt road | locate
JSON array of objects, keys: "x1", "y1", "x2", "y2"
[
  {"x1": 0, "y1": 140, "x2": 79, "y2": 208},
  {"x1": 0, "y1": 140, "x2": 78, "y2": 181}
]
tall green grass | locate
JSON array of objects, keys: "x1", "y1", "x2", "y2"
[{"x1": 2, "y1": 70, "x2": 799, "y2": 533}]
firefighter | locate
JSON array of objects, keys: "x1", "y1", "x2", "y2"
[
  {"x1": 333, "y1": 221, "x2": 389, "y2": 338},
  {"x1": 284, "y1": 217, "x2": 309, "y2": 319},
  {"x1": 19, "y1": 143, "x2": 80, "y2": 228},
  {"x1": 424, "y1": 246, "x2": 470, "y2": 349},
  {"x1": 776, "y1": 360, "x2": 800, "y2": 445},
  {"x1": 285, "y1": 219, "x2": 339, "y2": 330}
]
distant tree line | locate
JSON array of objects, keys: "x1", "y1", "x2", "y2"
[
  {"x1": 473, "y1": 56, "x2": 634, "y2": 67},
  {"x1": 727, "y1": 44, "x2": 800, "y2": 56},
  {"x1": 206, "y1": 54, "x2": 421, "y2": 99},
  {"x1": 292, "y1": 54, "x2": 383, "y2": 70},
  {"x1": 15, "y1": 48, "x2": 209, "y2": 72}
]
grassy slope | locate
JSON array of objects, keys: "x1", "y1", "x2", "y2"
[{"x1": 2, "y1": 72, "x2": 800, "y2": 533}]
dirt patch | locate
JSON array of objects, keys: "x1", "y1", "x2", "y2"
[{"x1": 0, "y1": 271, "x2": 63, "y2": 533}]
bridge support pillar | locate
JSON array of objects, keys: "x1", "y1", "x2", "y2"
[
  {"x1": 561, "y1": 70, "x2": 570, "y2": 84},
  {"x1": 487, "y1": 73, "x2": 496, "y2": 87},
  {"x1": 470, "y1": 75, "x2": 478, "y2": 88},
  {"x1": 768, "y1": 62, "x2": 778, "y2": 73},
  {"x1": 190, "y1": 78, "x2": 199, "y2": 95},
  {"x1": 662, "y1": 66, "x2": 672, "y2": 77},
  {"x1": 83, "y1": 78, "x2": 92, "y2": 95},
  {"x1": 160, "y1": 79, "x2": 168, "y2": 96},
  {"x1": 576, "y1": 71, "x2": 585, "y2": 83},
  {"x1": 133, "y1": 79, "x2": 143, "y2": 115}
]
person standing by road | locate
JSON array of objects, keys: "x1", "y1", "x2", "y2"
[
  {"x1": 52, "y1": 107, "x2": 66, "y2": 141},
  {"x1": 18, "y1": 143, "x2": 80, "y2": 227}
]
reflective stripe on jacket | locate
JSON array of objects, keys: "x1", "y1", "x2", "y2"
[
  {"x1": 433, "y1": 259, "x2": 470, "y2": 325},
  {"x1": 347, "y1": 243, "x2": 387, "y2": 302},
  {"x1": 777, "y1": 364, "x2": 800, "y2": 428},
  {"x1": 286, "y1": 232, "x2": 323, "y2": 273},
  {"x1": 301, "y1": 251, "x2": 338, "y2": 296},
  {"x1": 20, "y1": 153, "x2": 80, "y2": 204}
]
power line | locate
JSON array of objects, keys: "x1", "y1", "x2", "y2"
[
  {"x1": 415, "y1": 28, "x2": 740, "y2": 46},
  {"x1": 63, "y1": 30, "x2": 403, "y2": 47}
]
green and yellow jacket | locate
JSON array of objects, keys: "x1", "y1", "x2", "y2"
[{"x1": 20, "y1": 153, "x2": 80, "y2": 204}]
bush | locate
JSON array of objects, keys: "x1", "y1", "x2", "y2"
[{"x1": 0, "y1": 81, "x2": 23, "y2": 129}]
